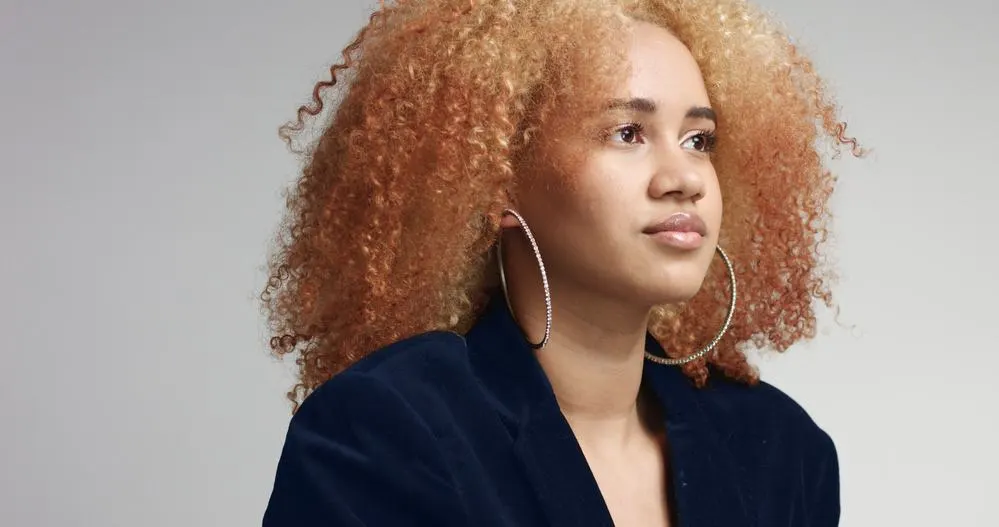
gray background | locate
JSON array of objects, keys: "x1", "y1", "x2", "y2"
[{"x1": 2, "y1": 0, "x2": 995, "y2": 525}]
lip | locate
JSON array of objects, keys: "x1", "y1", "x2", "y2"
[{"x1": 643, "y1": 212, "x2": 707, "y2": 250}]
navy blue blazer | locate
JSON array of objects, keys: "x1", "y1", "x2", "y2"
[{"x1": 263, "y1": 296, "x2": 839, "y2": 526}]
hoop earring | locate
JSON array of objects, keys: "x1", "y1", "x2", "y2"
[
  {"x1": 496, "y1": 208, "x2": 552, "y2": 349},
  {"x1": 644, "y1": 245, "x2": 737, "y2": 366}
]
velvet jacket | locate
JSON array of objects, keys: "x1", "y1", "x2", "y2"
[{"x1": 263, "y1": 296, "x2": 840, "y2": 526}]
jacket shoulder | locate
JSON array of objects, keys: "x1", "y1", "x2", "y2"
[
  {"x1": 265, "y1": 331, "x2": 471, "y2": 525},
  {"x1": 703, "y1": 373, "x2": 835, "y2": 453},
  {"x1": 304, "y1": 330, "x2": 471, "y2": 409},
  {"x1": 703, "y1": 375, "x2": 840, "y2": 522}
]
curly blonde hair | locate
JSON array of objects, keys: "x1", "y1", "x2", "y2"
[{"x1": 261, "y1": 0, "x2": 862, "y2": 409}]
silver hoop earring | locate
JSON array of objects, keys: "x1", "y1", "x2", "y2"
[
  {"x1": 496, "y1": 208, "x2": 552, "y2": 349},
  {"x1": 644, "y1": 245, "x2": 737, "y2": 366}
]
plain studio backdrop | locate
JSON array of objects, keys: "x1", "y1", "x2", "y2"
[{"x1": 2, "y1": 0, "x2": 996, "y2": 525}]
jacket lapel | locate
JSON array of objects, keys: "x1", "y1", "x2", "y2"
[
  {"x1": 643, "y1": 333, "x2": 755, "y2": 527},
  {"x1": 465, "y1": 295, "x2": 754, "y2": 527},
  {"x1": 466, "y1": 296, "x2": 614, "y2": 527}
]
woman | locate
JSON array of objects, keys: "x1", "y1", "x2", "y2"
[{"x1": 261, "y1": 0, "x2": 861, "y2": 525}]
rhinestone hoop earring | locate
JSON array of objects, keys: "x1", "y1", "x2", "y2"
[
  {"x1": 644, "y1": 245, "x2": 737, "y2": 366},
  {"x1": 496, "y1": 208, "x2": 552, "y2": 349}
]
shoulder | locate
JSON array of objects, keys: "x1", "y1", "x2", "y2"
[
  {"x1": 700, "y1": 372, "x2": 836, "y2": 457},
  {"x1": 265, "y1": 331, "x2": 472, "y2": 525},
  {"x1": 698, "y1": 373, "x2": 841, "y2": 521},
  {"x1": 335, "y1": 329, "x2": 469, "y2": 384},
  {"x1": 296, "y1": 330, "x2": 473, "y2": 426},
  {"x1": 277, "y1": 330, "x2": 474, "y2": 490}
]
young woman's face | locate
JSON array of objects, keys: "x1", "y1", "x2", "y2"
[{"x1": 510, "y1": 21, "x2": 723, "y2": 308}]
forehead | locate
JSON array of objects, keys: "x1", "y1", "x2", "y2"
[{"x1": 619, "y1": 21, "x2": 710, "y2": 109}]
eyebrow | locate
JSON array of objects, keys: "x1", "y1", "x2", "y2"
[{"x1": 605, "y1": 97, "x2": 716, "y2": 123}]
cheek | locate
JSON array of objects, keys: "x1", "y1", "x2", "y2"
[
  {"x1": 519, "y1": 169, "x2": 631, "y2": 262},
  {"x1": 520, "y1": 144, "x2": 646, "y2": 240},
  {"x1": 524, "y1": 154, "x2": 616, "y2": 218},
  {"x1": 572, "y1": 154, "x2": 646, "y2": 208}
]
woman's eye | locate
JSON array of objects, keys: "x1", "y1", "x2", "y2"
[
  {"x1": 681, "y1": 131, "x2": 717, "y2": 153},
  {"x1": 609, "y1": 124, "x2": 645, "y2": 145}
]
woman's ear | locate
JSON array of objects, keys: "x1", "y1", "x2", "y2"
[
  {"x1": 498, "y1": 189, "x2": 522, "y2": 229},
  {"x1": 499, "y1": 211, "x2": 522, "y2": 229}
]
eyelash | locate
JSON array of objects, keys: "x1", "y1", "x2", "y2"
[
  {"x1": 605, "y1": 123, "x2": 718, "y2": 154},
  {"x1": 684, "y1": 129, "x2": 717, "y2": 153},
  {"x1": 605, "y1": 122, "x2": 646, "y2": 144}
]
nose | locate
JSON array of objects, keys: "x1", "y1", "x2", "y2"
[{"x1": 647, "y1": 147, "x2": 706, "y2": 202}]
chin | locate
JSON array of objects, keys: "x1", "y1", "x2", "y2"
[
  {"x1": 638, "y1": 266, "x2": 710, "y2": 307},
  {"x1": 649, "y1": 285, "x2": 703, "y2": 306}
]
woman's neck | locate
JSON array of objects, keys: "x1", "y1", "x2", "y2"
[{"x1": 515, "y1": 289, "x2": 656, "y2": 451}]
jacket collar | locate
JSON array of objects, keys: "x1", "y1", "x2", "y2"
[{"x1": 464, "y1": 294, "x2": 754, "y2": 527}]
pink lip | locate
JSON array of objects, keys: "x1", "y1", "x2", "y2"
[{"x1": 643, "y1": 212, "x2": 707, "y2": 250}]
